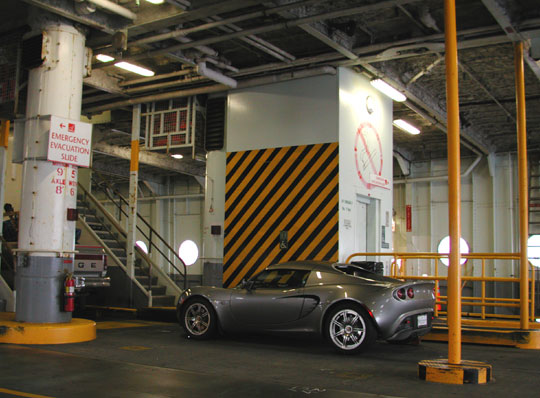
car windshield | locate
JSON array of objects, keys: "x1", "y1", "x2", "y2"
[{"x1": 333, "y1": 264, "x2": 396, "y2": 282}]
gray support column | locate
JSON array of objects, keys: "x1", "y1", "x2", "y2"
[{"x1": 16, "y1": 17, "x2": 86, "y2": 323}]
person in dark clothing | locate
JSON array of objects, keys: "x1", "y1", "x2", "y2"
[{"x1": 2, "y1": 203, "x2": 18, "y2": 242}]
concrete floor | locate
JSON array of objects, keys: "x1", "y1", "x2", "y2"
[{"x1": 1, "y1": 317, "x2": 540, "y2": 398}]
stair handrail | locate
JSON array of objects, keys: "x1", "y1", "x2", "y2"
[
  {"x1": 88, "y1": 176, "x2": 188, "y2": 290},
  {"x1": 79, "y1": 183, "x2": 183, "y2": 296}
]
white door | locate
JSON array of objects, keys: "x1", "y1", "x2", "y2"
[{"x1": 355, "y1": 201, "x2": 368, "y2": 260}]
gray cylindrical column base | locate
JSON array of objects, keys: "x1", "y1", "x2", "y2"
[{"x1": 15, "y1": 255, "x2": 74, "y2": 323}]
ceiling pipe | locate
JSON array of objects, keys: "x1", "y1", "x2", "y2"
[
  {"x1": 197, "y1": 62, "x2": 237, "y2": 88},
  {"x1": 394, "y1": 154, "x2": 483, "y2": 184},
  {"x1": 84, "y1": 66, "x2": 336, "y2": 114},
  {"x1": 124, "y1": 76, "x2": 206, "y2": 94},
  {"x1": 119, "y1": 69, "x2": 194, "y2": 87},
  {"x1": 86, "y1": 0, "x2": 137, "y2": 20}
]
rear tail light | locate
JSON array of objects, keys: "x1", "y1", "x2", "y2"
[{"x1": 395, "y1": 286, "x2": 416, "y2": 300}]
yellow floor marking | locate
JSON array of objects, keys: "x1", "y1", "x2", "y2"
[
  {"x1": 120, "y1": 345, "x2": 151, "y2": 351},
  {"x1": 96, "y1": 320, "x2": 171, "y2": 330},
  {"x1": 96, "y1": 321, "x2": 154, "y2": 330},
  {"x1": 0, "y1": 387, "x2": 54, "y2": 398}
]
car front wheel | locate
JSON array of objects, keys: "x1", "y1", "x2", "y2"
[
  {"x1": 182, "y1": 298, "x2": 217, "y2": 339},
  {"x1": 325, "y1": 303, "x2": 375, "y2": 354}
]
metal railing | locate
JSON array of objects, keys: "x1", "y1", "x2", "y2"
[
  {"x1": 90, "y1": 176, "x2": 188, "y2": 290},
  {"x1": 346, "y1": 252, "x2": 537, "y2": 327}
]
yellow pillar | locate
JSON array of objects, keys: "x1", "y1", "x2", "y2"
[
  {"x1": 444, "y1": 0, "x2": 462, "y2": 365},
  {"x1": 514, "y1": 42, "x2": 529, "y2": 330},
  {"x1": 0, "y1": 119, "x2": 9, "y2": 148},
  {"x1": 419, "y1": 2, "x2": 492, "y2": 383}
]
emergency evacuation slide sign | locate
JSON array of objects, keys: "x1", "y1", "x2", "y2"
[{"x1": 48, "y1": 116, "x2": 92, "y2": 168}]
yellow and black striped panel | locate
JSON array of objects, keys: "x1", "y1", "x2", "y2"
[{"x1": 223, "y1": 142, "x2": 339, "y2": 288}]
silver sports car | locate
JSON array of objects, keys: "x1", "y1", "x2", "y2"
[{"x1": 176, "y1": 261, "x2": 435, "y2": 353}]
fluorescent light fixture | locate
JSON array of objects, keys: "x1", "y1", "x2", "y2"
[
  {"x1": 145, "y1": 0, "x2": 164, "y2": 3},
  {"x1": 171, "y1": 154, "x2": 183, "y2": 159},
  {"x1": 96, "y1": 54, "x2": 115, "y2": 63},
  {"x1": 393, "y1": 119, "x2": 421, "y2": 135},
  {"x1": 370, "y1": 78, "x2": 406, "y2": 102},
  {"x1": 115, "y1": 62, "x2": 155, "y2": 77}
]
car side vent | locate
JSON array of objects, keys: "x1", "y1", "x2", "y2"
[
  {"x1": 205, "y1": 96, "x2": 226, "y2": 151},
  {"x1": 22, "y1": 34, "x2": 43, "y2": 70}
]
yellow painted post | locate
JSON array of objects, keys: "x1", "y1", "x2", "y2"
[
  {"x1": 444, "y1": 0, "x2": 462, "y2": 365},
  {"x1": 481, "y1": 259, "x2": 486, "y2": 320},
  {"x1": 0, "y1": 119, "x2": 9, "y2": 148},
  {"x1": 530, "y1": 263, "x2": 535, "y2": 321},
  {"x1": 514, "y1": 42, "x2": 529, "y2": 330}
]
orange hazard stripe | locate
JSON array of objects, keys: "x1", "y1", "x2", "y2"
[{"x1": 223, "y1": 142, "x2": 339, "y2": 287}]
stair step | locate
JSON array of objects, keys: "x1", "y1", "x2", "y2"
[
  {"x1": 111, "y1": 247, "x2": 126, "y2": 255},
  {"x1": 102, "y1": 239, "x2": 123, "y2": 248},
  {"x1": 151, "y1": 286, "x2": 167, "y2": 295},
  {"x1": 136, "y1": 276, "x2": 158, "y2": 285},
  {"x1": 95, "y1": 230, "x2": 114, "y2": 238},
  {"x1": 152, "y1": 295, "x2": 176, "y2": 307}
]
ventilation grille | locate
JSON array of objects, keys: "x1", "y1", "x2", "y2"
[{"x1": 205, "y1": 97, "x2": 226, "y2": 151}]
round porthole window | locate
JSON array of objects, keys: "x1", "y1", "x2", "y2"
[
  {"x1": 528, "y1": 235, "x2": 540, "y2": 268},
  {"x1": 178, "y1": 240, "x2": 199, "y2": 266},
  {"x1": 136, "y1": 240, "x2": 148, "y2": 254},
  {"x1": 437, "y1": 236, "x2": 469, "y2": 266}
]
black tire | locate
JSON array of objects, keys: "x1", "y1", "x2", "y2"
[
  {"x1": 324, "y1": 303, "x2": 376, "y2": 354},
  {"x1": 181, "y1": 298, "x2": 217, "y2": 340}
]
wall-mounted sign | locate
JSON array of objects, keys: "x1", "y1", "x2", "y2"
[
  {"x1": 354, "y1": 122, "x2": 389, "y2": 190},
  {"x1": 48, "y1": 116, "x2": 92, "y2": 168},
  {"x1": 406, "y1": 205, "x2": 412, "y2": 232}
]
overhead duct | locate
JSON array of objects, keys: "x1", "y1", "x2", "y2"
[
  {"x1": 197, "y1": 62, "x2": 237, "y2": 88},
  {"x1": 86, "y1": 0, "x2": 137, "y2": 20}
]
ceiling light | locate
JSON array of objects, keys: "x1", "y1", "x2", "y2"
[
  {"x1": 393, "y1": 119, "x2": 420, "y2": 135},
  {"x1": 96, "y1": 54, "x2": 115, "y2": 63},
  {"x1": 145, "y1": 0, "x2": 164, "y2": 3},
  {"x1": 171, "y1": 154, "x2": 183, "y2": 159},
  {"x1": 115, "y1": 62, "x2": 155, "y2": 77},
  {"x1": 370, "y1": 78, "x2": 406, "y2": 102}
]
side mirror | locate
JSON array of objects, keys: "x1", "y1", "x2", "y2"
[{"x1": 240, "y1": 279, "x2": 255, "y2": 291}]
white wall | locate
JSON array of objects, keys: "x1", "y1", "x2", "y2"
[
  {"x1": 338, "y1": 68, "x2": 394, "y2": 265},
  {"x1": 226, "y1": 74, "x2": 338, "y2": 152},
  {"x1": 393, "y1": 154, "x2": 519, "y2": 279},
  {"x1": 203, "y1": 74, "x2": 341, "y2": 265}
]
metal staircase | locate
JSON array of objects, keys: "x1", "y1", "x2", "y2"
[{"x1": 77, "y1": 182, "x2": 187, "y2": 309}]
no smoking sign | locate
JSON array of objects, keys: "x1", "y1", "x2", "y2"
[{"x1": 354, "y1": 122, "x2": 389, "y2": 190}]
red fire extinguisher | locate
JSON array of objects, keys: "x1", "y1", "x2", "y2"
[{"x1": 64, "y1": 274, "x2": 75, "y2": 312}]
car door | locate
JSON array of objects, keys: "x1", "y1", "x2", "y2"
[{"x1": 230, "y1": 268, "x2": 310, "y2": 326}]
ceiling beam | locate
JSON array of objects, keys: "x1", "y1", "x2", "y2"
[
  {"x1": 20, "y1": 0, "x2": 130, "y2": 34},
  {"x1": 84, "y1": 69, "x2": 125, "y2": 95},
  {"x1": 128, "y1": 0, "x2": 264, "y2": 37},
  {"x1": 93, "y1": 142, "x2": 205, "y2": 177},
  {"x1": 481, "y1": 0, "x2": 540, "y2": 81}
]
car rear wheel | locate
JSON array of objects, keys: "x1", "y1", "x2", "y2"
[
  {"x1": 325, "y1": 303, "x2": 375, "y2": 354},
  {"x1": 182, "y1": 298, "x2": 217, "y2": 339}
]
